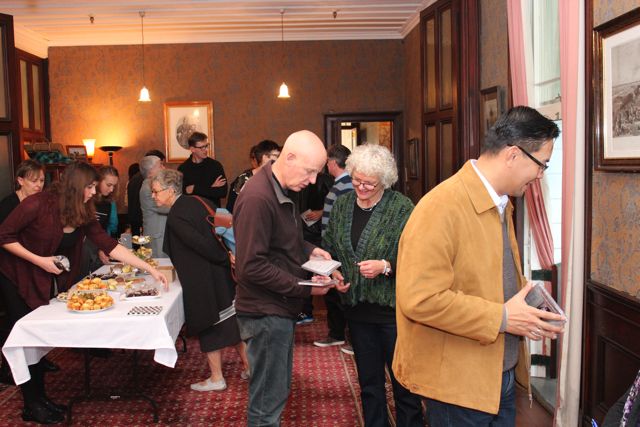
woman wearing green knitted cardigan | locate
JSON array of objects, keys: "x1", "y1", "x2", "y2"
[{"x1": 322, "y1": 144, "x2": 424, "y2": 427}]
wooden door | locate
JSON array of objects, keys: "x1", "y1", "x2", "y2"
[
  {"x1": 0, "y1": 13, "x2": 20, "y2": 197},
  {"x1": 420, "y1": 0, "x2": 479, "y2": 193}
]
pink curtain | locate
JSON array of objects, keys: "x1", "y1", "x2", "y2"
[
  {"x1": 507, "y1": 0, "x2": 555, "y2": 270},
  {"x1": 555, "y1": 1, "x2": 583, "y2": 425}
]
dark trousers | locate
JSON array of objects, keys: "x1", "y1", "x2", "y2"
[
  {"x1": 238, "y1": 315, "x2": 296, "y2": 427},
  {"x1": 348, "y1": 319, "x2": 424, "y2": 427},
  {"x1": 301, "y1": 296, "x2": 313, "y2": 317},
  {"x1": 426, "y1": 369, "x2": 516, "y2": 427},
  {"x1": 0, "y1": 273, "x2": 47, "y2": 405},
  {"x1": 325, "y1": 288, "x2": 346, "y2": 341}
]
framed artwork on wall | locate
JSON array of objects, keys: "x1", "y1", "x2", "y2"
[
  {"x1": 407, "y1": 138, "x2": 419, "y2": 179},
  {"x1": 65, "y1": 145, "x2": 88, "y2": 161},
  {"x1": 479, "y1": 86, "x2": 505, "y2": 145},
  {"x1": 163, "y1": 101, "x2": 214, "y2": 163},
  {"x1": 594, "y1": 9, "x2": 640, "y2": 171}
]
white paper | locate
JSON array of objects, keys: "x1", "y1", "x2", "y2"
[{"x1": 301, "y1": 259, "x2": 342, "y2": 276}]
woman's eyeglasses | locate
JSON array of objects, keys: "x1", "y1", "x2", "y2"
[
  {"x1": 351, "y1": 177, "x2": 379, "y2": 191},
  {"x1": 151, "y1": 187, "x2": 170, "y2": 195}
]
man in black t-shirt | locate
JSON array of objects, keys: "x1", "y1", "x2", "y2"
[{"x1": 177, "y1": 132, "x2": 227, "y2": 207}]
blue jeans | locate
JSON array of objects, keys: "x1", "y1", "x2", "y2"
[
  {"x1": 348, "y1": 320, "x2": 425, "y2": 427},
  {"x1": 426, "y1": 368, "x2": 517, "y2": 427},
  {"x1": 237, "y1": 315, "x2": 295, "y2": 427}
]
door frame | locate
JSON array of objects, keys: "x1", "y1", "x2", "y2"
[{"x1": 324, "y1": 111, "x2": 404, "y2": 191}]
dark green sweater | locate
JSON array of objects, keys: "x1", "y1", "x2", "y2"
[{"x1": 322, "y1": 190, "x2": 414, "y2": 307}]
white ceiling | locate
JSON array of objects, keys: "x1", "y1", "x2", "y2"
[{"x1": 2, "y1": 1, "x2": 433, "y2": 58}]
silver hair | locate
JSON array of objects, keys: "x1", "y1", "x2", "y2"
[
  {"x1": 151, "y1": 169, "x2": 183, "y2": 196},
  {"x1": 139, "y1": 155, "x2": 161, "y2": 179},
  {"x1": 345, "y1": 144, "x2": 398, "y2": 189}
]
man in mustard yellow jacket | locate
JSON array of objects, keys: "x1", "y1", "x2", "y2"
[{"x1": 394, "y1": 106, "x2": 566, "y2": 426}]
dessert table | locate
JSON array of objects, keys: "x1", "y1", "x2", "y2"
[{"x1": 1, "y1": 258, "x2": 184, "y2": 421}]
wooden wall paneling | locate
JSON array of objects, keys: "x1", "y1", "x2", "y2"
[
  {"x1": 0, "y1": 13, "x2": 21, "y2": 178},
  {"x1": 583, "y1": 284, "x2": 640, "y2": 424}
]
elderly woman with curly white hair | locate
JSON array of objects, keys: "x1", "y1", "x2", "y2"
[{"x1": 322, "y1": 144, "x2": 424, "y2": 427}]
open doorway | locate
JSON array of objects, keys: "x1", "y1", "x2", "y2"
[{"x1": 324, "y1": 112, "x2": 403, "y2": 190}]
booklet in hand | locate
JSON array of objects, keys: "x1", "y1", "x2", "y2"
[
  {"x1": 301, "y1": 259, "x2": 342, "y2": 276},
  {"x1": 298, "y1": 279, "x2": 338, "y2": 287},
  {"x1": 524, "y1": 282, "x2": 567, "y2": 327}
]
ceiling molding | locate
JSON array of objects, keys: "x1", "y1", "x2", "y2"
[
  {"x1": 399, "y1": 0, "x2": 435, "y2": 38},
  {"x1": 4, "y1": 0, "x2": 424, "y2": 55},
  {"x1": 13, "y1": 24, "x2": 49, "y2": 58}
]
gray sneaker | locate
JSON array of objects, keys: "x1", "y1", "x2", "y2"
[
  {"x1": 313, "y1": 337, "x2": 346, "y2": 347},
  {"x1": 340, "y1": 344, "x2": 354, "y2": 355}
]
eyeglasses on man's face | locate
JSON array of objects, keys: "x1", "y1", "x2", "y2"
[
  {"x1": 351, "y1": 177, "x2": 380, "y2": 191},
  {"x1": 193, "y1": 143, "x2": 210, "y2": 150},
  {"x1": 507, "y1": 144, "x2": 549, "y2": 171}
]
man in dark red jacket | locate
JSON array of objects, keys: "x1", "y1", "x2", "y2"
[{"x1": 234, "y1": 130, "x2": 345, "y2": 426}]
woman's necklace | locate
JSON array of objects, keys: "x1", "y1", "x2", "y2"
[{"x1": 356, "y1": 193, "x2": 383, "y2": 212}]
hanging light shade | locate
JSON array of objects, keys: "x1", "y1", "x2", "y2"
[
  {"x1": 139, "y1": 86, "x2": 151, "y2": 102},
  {"x1": 278, "y1": 82, "x2": 290, "y2": 98},
  {"x1": 138, "y1": 11, "x2": 150, "y2": 102},
  {"x1": 277, "y1": 10, "x2": 290, "y2": 99}
]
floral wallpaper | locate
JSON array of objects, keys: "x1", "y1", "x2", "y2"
[
  {"x1": 594, "y1": 0, "x2": 640, "y2": 26},
  {"x1": 480, "y1": 0, "x2": 509, "y2": 91},
  {"x1": 590, "y1": 1, "x2": 640, "y2": 298},
  {"x1": 48, "y1": 39, "x2": 404, "y2": 208}
]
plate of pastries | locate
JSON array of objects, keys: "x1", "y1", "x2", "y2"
[{"x1": 66, "y1": 291, "x2": 115, "y2": 313}]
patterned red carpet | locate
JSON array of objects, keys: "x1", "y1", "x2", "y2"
[{"x1": 0, "y1": 318, "x2": 368, "y2": 426}]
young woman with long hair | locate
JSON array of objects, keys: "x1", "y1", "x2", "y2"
[{"x1": 0, "y1": 161, "x2": 168, "y2": 424}]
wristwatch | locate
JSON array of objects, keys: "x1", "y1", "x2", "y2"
[{"x1": 381, "y1": 260, "x2": 391, "y2": 276}]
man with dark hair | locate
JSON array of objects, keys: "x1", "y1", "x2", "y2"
[
  {"x1": 313, "y1": 144, "x2": 353, "y2": 349},
  {"x1": 178, "y1": 131, "x2": 227, "y2": 207},
  {"x1": 394, "y1": 106, "x2": 566, "y2": 426},
  {"x1": 320, "y1": 144, "x2": 353, "y2": 235},
  {"x1": 226, "y1": 140, "x2": 280, "y2": 212},
  {"x1": 127, "y1": 149, "x2": 166, "y2": 236}
]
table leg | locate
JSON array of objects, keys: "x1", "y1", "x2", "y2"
[{"x1": 66, "y1": 349, "x2": 160, "y2": 424}]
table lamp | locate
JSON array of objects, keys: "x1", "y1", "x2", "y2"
[
  {"x1": 82, "y1": 139, "x2": 95, "y2": 162},
  {"x1": 99, "y1": 146, "x2": 123, "y2": 166}
]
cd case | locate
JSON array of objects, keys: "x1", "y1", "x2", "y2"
[{"x1": 524, "y1": 282, "x2": 567, "y2": 326}]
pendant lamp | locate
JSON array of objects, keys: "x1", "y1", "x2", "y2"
[
  {"x1": 277, "y1": 10, "x2": 290, "y2": 99},
  {"x1": 138, "y1": 11, "x2": 150, "y2": 102}
]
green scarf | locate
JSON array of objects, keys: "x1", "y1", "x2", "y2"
[{"x1": 322, "y1": 190, "x2": 414, "y2": 307}]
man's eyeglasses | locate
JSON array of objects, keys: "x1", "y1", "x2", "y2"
[
  {"x1": 507, "y1": 144, "x2": 548, "y2": 171},
  {"x1": 193, "y1": 143, "x2": 210, "y2": 150},
  {"x1": 151, "y1": 187, "x2": 170, "y2": 195},
  {"x1": 351, "y1": 177, "x2": 379, "y2": 191}
]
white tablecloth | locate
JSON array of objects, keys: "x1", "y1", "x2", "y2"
[{"x1": 2, "y1": 258, "x2": 185, "y2": 385}]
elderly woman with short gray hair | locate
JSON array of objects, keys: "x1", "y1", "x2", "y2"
[
  {"x1": 323, "y1": 144, "x2": 424, "y2": 427},
  {"x1": 151, "y1": 169, "x2": 249, "y2": 392}
]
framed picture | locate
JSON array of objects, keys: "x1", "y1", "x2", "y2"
[
  {"x1": 66, "y1": 145, "x2": 88, "y2": 161},
  {"x1": 480, "y1": 86, "x2": 505, "y2": 144},
  {"x1": 163, "y1": 101, "x2": 214, "y2": 163},
  {"x1": 594, "y1": 9, "x2": 640, "y2": 171},
  {"x1": 407, "y1": 138, "x2": 419, "y2": 179}
]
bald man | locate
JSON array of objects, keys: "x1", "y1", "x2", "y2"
[{"x1": 233, "y1": 130, "x2": 343, "y2": 426}]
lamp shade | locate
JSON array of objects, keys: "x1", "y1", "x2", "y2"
[
  {"x1": 278, "y1": 82, "x2": 290, "y2": 98},
  {"x1": 139, "y1": 86, "x2": 151, "y2": 102},
  {"x1": 82, "y1": 139, "x2": 96, "y2": 158}
]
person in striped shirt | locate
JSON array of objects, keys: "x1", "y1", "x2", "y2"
[{"x1": 314, "y1": 144, "x2": 353, "y2": 349}]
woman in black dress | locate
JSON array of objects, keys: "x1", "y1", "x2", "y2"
[{"x1": 152, "y1": 169, "x2": 249, "y2": 392}]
